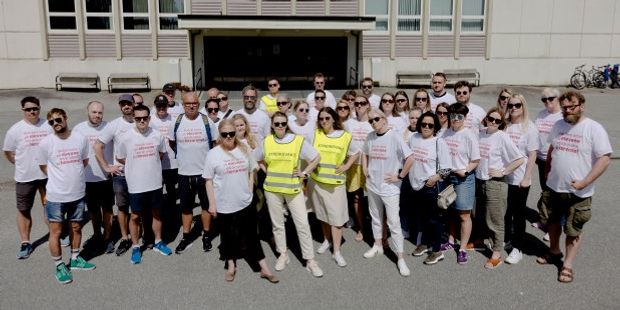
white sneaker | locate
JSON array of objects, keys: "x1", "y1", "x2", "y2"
[
  {"x1": 274, "y1": 253, "x2": 290, "y2": 271},
  {"x1": 316, "y1": 240, "x2": 330, "y2": 254},
  {"x1": 333, "y1": 251, "x2": 347, "y2": 267},
  {"x1": 363, "y1": 245, "x2": 384, "y2": 258},
  {"x1": 306, "y1": 259, "x2": 324, "y2": 277},
  {"x1": 505, "y1": 247, "x2": 523, "y2": 264},
  {"x1": 397, "y1": 259, "x2": 410, "y2": 276}
]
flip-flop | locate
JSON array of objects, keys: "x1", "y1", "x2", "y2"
[
  {"x1": 536, "y1": 252, "x2": 563, "y2": 265},
  {"x1": 558, "y1": 267, "x2": 574, "y2": 283}
]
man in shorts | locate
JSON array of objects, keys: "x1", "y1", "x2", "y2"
[
  {"x1": 38, "y1": 108, "x2": 95, "y2": 284},
  {"x1": 3, "y1": 96, "x2": 52, "y2": 259},
  {"x1": 539, "y1": 91, "x2": 612, "y2": 283}
]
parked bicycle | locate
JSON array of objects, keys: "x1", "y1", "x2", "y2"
[{"x1": 570, "y1": 64, "x2": 606, "y2": 89}]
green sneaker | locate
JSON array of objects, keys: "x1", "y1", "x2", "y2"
[
  {"x1": 70, "y1": 256, "x2": 96, "y2": 271},
  {"x1": 55, "y1": 263, "x2": 73, "y2": 284}
]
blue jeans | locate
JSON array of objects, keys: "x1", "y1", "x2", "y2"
[
  {"x1": 45, "y1": 198, "x2": 86, "y2": 222},
  {"x1": 449, "y1": 172, "x2": 475, "y2": 211}
]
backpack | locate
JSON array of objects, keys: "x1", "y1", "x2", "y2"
[{"x1": 172, "y1": 113, "x2": 214, "y2": 155}]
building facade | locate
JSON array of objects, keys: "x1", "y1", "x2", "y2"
[{"x1": 0, "y1": 0, "x2": 618, "y2": 89}]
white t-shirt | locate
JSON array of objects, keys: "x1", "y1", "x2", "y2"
[
  {"x1": 306, "y1": 90, "x2": 337, "y2": 110},
  {"x1": 3, "y1": 119, "x2": 52, "y2": 182},
  {"x1": 168, "y1": 114, "x2": 218, "y2": 176},
  {"x1": 441, "y1": 127, "x2": 480, "y2": 171},
  {"x1": 546, "y1": 118, "x2": 613, "y2": 198},
  {"x1": 151, "y1": 101, "x2": 183, "y2": 122},
  {"x1": 253, "y1": 133, "x2": 319, "y2": 163},
  {"x1": 117, "y1": 128, "x2": 166, "y2": 194},
  {"x1": 73, "y1": 120, "x2": 113, "y2": 182},
  {"x1": 476, "y1": 130, "x2": 523, "y2": 181},
  {"x1": 505, "y1": 122, "x2": 539, "y2": 185},
  {"x1": 149, "y1": 114, "x2": 178, "y2": 170},
  {"x1": 464, "y1": 102, "x2": 486, "y2": 135},
  {"x1": 368, "y1": 94, "x2": 381, "y2": 110},
  {"x1": 429, "y1": 92, "x2": 456, "y2": 111},
  {"x1": 38, "y1": 132, "x2": 89, "y2": 202},
  {"x1": 97, "y1": 116, "x2": 135, "y2": 169},
  {"x1": 363, "y1": 129, "x2": 413, "y2": 197},
  {"x1": 288, "y1": 115, "x2": 316, "y2": 145},
  {"x1": 232, "y1": 109, "x2": 271, "y2": 143},
  {"x1": 218, "y1": 108, "x2": 234, "y2": 120},
  {"x1": 535, "y1": 109, "x2": 563, "y2": 161},
  {"x1": 407, "y1": 133, "x2": 452, "y2": 191},
  {"x1": 345, "y1": 118, "x2": 374, "y2": 165},
  {"x1": 202, "y1": 146, "x2": 256, "y2": 214},
  {"x1": 386, "y1": 115, "x2": 408, "y2": 134}
]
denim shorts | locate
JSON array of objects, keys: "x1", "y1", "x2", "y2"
[
  {"x1": 449, "y1": 172, "x2": 475, "y2": 211},
  {"x1": 45, "y1": 198, "x2": 86, "y2": 222},
  {"x1": 128, "y1": 188, "x2": 163, "y2": 213}
]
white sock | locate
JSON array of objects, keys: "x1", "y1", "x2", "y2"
[
  {"x1": 71, "y1": 249, "x2": 79, "y2": 260},
  {"x1": 53, "y1": 256, "x2": 63, "y2": 266},
  {"x1": 155, "y1": 239, "x2": 162, "y2": 244}
]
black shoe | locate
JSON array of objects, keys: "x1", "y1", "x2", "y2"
[
  {"x1": 202, "y1": 235, "x2": 213, "y2": 252},
  {"x1": 175, "y1": 239, "x2": 192, "y2": 254},
  {"x1": 115, "y1": 239, "x2": 132, "y2": 256}
]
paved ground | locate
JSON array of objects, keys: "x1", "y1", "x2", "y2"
[{"x1": 0, "y1": 86, "x2": 619, "y2": 309}]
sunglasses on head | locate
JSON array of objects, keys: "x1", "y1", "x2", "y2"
[
  {"x1": 23, "y1": 107, "x2": 40, "y2": 112},
  {"x1": 354, "y1": 101, "x2": 368, "y2": 107},
  {"x1": 207, "y1": 108, "x2": 219, "y2": 113},
  {"x1": 368, "y1": 117, "x2": 381, "y2": 124},
  {"x1": 220, "y1": 131, "x2": 236, "y2": 139},
  {"x1": 486, "y1": 115, "x2": 502, "y2": 125},
  {"x1": 47, "y1": 117, "x2": 63, "y2": 126},
  {"x1": 420, "y1": 122, "x2": 435, "y2": 129},
  {"x1": 450, "y1": 113, "x2": 465, "y2": 121},
  {"x1": 277, "y1": 101, "x2": 289, "y2": 106},
  {"x1": 507, "y1": 103, "x2": 522, "y2": 109},
  {"x1": 273, "y1": 121, "x2": 288, "y2": 128},
  {"x1": 541, "y1": 96, "x2": 556, "y2": 103},
  {"x1": 337, "y1": 106, "x2": 350, "y2": 111},
  {"x1": 134, "y1": 116, "x2": 149, "y2": 122},
  {"x1": 456, "y1": 91, "x2": 468, "y2": 96}
]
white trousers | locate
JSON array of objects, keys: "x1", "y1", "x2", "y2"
[
  {"x1": 265, "y1": 191, "x2": 315, "y2": 260},
  {"x1": 367, "y1": 190, "x2": 404, "y2": 254}
]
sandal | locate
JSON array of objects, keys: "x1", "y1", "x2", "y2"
[
  {"x1": 558, "y1": 267, "x2": 574, "y2": 283},
  {"x1": 536, "y1": 252, "x2": 563, "y2": 265},
  {"x1": 484, "y1": 257, "x2": 503, "y2": 269}
]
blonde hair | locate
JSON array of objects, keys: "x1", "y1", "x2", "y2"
[
  {"x1": 216, "y1": 119, "x2": 250, "y2": 156},
  {"x1": 230, "y1": 114, "x2": 257, "y2": 150},
  {"x1": 508, "y1": 93, "x2": 530, "y2": 132}
]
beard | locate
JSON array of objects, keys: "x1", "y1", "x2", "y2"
[
  {"x1": 563, "y1": 113, "x2": 581, "y2": 124},
  {"x1": 54, "y1": 126, "x2": 67, "y2": 134}
]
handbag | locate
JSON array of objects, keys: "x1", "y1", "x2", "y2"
[{"x1": 435, "y1": 138, "x2": 456, "y2": 209}]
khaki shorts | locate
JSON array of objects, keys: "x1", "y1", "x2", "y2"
[{"x1": 542, "y1": 190, "x2": 592, "y2": 237}]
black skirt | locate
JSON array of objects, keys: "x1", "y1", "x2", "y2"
[{"x1": 217, "y1": 205, "x2": 265, "y2": 262}]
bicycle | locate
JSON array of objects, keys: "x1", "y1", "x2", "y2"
[{"x1": 570, "y1": 64, "x2": 606, "y2": 89}]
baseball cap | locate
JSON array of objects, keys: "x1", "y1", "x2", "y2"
[
  {"x1": 154, "y1": 95, "x2": 169, "y2": 106},
  {"x1": 118, "y1": 94, "x2": 134, "y2": 103},
  {"x1": 162, "y1": 83, "x2": 176, "y2": 92}
]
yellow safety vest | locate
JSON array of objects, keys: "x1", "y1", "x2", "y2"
[
  {"x1": 263, "y1": 134, "x2": 304, "y2": 194},
  {"x1": 311, "y1": 129, "x2": 352, "y2": 185},
  {"x1": 261, "y1": 95, "x2": 278, "y2": 114}
]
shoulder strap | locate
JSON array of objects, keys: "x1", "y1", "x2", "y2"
[
  {"x1": 173, "y1": 113, "x2": 184, "y2": 142},
  {"x1": 201, "y1": 113, "x2": 214, "y2": 149},
  {"x1": 223, "y1": 109, "x2": 233, "y2": 119}
]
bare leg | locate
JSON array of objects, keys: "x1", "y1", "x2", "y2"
[
  {"x1": 129, "y1": 212, "x2": 141, "y2": 245},
  {"x1": 48, "y1": 222, "x2": 62, "y2": 257},
  {"x1": 181, "y1": 212, "x2": 192, "y2": 234},
  {"x1": 70, "y1": 221, "x2": 83, "y2": 249},
  {"x1": 547, "y1": 223, "x2": 563, "y2": 254},
  {"x1": 258, "y1": 258, "x2": 273, "y2": 276},
  {"x1": 332, "y1": 226, "x2": 343, "y2": 253},
  {"x1": 102, "y1": 209, "x2": 113, "y2": 240},
  {"x1": 17, "y1": 210, "x2": 32, "y2": 242},
  {"x1": 458, "y1": 212, "x2": 472, "y2": 251},
  {"x1": 201, "y1": 210, "x2": 212, "y2": 231},
  {"x1": 353, "y1": 193, "x2": 363, "y2": 242},
  {"x1": 152, "y1": 209, "x2": 163, "y2": 241},
  {"x1": 321, "y1": 222, "x2": 331, "y2": 243},
  {"x1": 118, "y1": 210, "x2": 130, "y2": 239},
  {"x1": 563, "y1": 235, "x2": 582, "y2": 269},
  {"x1": 89, "y1": 207, "x2": 102, "y2": 237}
]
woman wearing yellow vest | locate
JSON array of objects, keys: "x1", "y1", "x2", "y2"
[
  {"x1": 309, "y1": 107, "x2": 359, "y2": 267},
  {"x1": 255, "y1": 112, "x2": 324, "y2": 277}
]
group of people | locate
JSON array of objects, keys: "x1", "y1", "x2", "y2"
[{"x1": 3, "y1": 72, "x2": 612, "y2": 285}]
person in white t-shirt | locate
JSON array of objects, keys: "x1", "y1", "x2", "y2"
[
  {"x1": 362, "y1": 109, "x2": 415, "y2": 277},
  {"x1": 38, "y1": 108, "x2": 94, "y2": 284},
  {"x1": 454, "y1": 80, "x2": 485, "y2": 135},
  {"x1": 504, "y1": 94, "x2": 539, "y2": 264},
  {"x1": 435, "y1": 102, "x2": 450, "y2": 136},
  {"x1": 476, "y1": 108, "x2": 524, "y2": 269},
  {"x1": 161, "y1": 83, "x2": 184, "y2": 120},
  {"x1": 308, "y1": 89, "x2": 328, "y2": 123},
  {"x1": 379, "y1": 92, "x2": 408, "y2": 135},
  {"x1": 495, "y1": 88, "x2": 514, "y2": 115},
  {"x1": 429, "y1": 72, "x2": 456, "y2": 111},
  {"x1": 3, "y1": 96, "x2": 52, "y2": 259},
  {"x1": 306, "y1": 72, "x2": 337, "y2": 109},
  {"x1": 73, "y1": 101, "x2": 116, "y2": 253},
  {"x1": 412, "y1": 89, "x2": 432, "y2": 113},
  {"x1": 200, "y1": 98, "x2": 221, "y2": 127},
  {"x1": 216, "y1": 91, "x2": 234, "y2": 120},
  {"x1": 117, "y1": 105, "x2": 171, "y2": 264},
  {"x1": 288, "y1": 101, "x2": 316, "y2": 144},
  {"x1": 275, "y1": 93, "x2": 292, "y2": 116},
  {"x1": 394, "y1": 90, "x2": 410, "y2": 122},
  {"x1": 538, "y1": 91, "x2": 612, "y2": 283},
  {"x1": 204, "y1": 120, "x2": 278, "y2": 283},
  {"x1": 94, "y1": 94, "x2": 136, "y2": 256},
  {"x1": 233, "y1": 85, "x2": 271, "y2": 143},
  {"x1": 361, "y1": 77, "x2": 381, "y2": 109}
]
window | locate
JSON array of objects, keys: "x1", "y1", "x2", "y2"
[
  {"x1": 122, "y1": 0, "x2": 150, "y2": 31},
  {"x1": 365, "y1": 0, "x2": 389, "y2": 31},
  {"x1": 461, "y1": 0, "x2": 485, "y2": 32},
  {"x1": 397, "y1": 0, "x2": 422, "y2": 32},
  {"x1": 430, "y1": 0, "x2": 453, "y2": 32},
  {"x1": 47, "y1": 0, "x2": 77, "y2": 30},
  {"x1": 84, "y1": 0, "x2": 113, "y2": 31},
  {"x1": 158, "y1": 0, "x2": 184, "y2": 30}
]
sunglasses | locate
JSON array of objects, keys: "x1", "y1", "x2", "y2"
[
  {"x1": 381, "y1": 99, "x2": 394, "y2": 103},
  {"x1": 486, "y1": 116, "x2": 502, "y2": 125},
  {"x1": 362, "y1": 85, "x2": 373, "y2": 89},
  {"x1": 450, "y1": 114, "x2": 465, "y2": 121},
  {"x1": 218, "y1": 96, "x2": 228, "y2": 101},
  {"x1": 420, "y1": 122, "x2": 435, "y2": 129},
  {"x1": 456, "y1": 91, "x2": 469, "y2": 96},
  {"x1": 220, "y1": 131, "x2": 236, "y2": 138},
  {"x1": 243, "y1": 96, "x2": 256, "y2": 100},
  {"x1": 561, "y1": 103, "x2": 581, "y2": 111},
  {"x1": 315, "y1": 96, "x2": 326, "y2": 100},
  {"x1": 507, "y1": 103, "x2": 522, "y2": 109},
  {"x1": 345, "y1": 97, "x2": 355, "y2": 101},
  {"x1": 541, "y1": 96, "x2": 556, "y2": 103},
  {"x1": 337, "y1": 106, "x2": 350, "y2": 111},
  {"x1": 277, "y1": 101, "x2": 289, "y2": 106},
  {"x1": 268, "y1": 84, "x2": 279, "y2": 87},
  {"x1": 396, "y1": 98, "x2": 407, "y2": 103},
  {"x1": 134, "y1": 116, "x2": 149, "y2": 122},
  {"x1": 273, "y1": 121, "x2": 288, "y2": 128},
  {"x1": 47, "y1": 117, "x2": 63, "y2": 126},
  {"x1": 297, "y1": 108, "x2": 309, "y2": 113},
  {"x1": 415, "y1": 97, "x2": 428, "y2": 102},
  {"x1": 499, "y1": 95, "x2": 509, "y2": 101},
  {"x1": 207, "y1": 108, "x2": 219, "y2": 113},
  {"x1": 436, "y1": 111, "x2": 448, "y2": 116},
  {"x1": 368, "y1": 117, "x2": 381, "y2": 124},
  {"x1": 319, "y1": 117, "x2": 332, "y2": 122},
  {"x1": 23, "y1": 107, "x2": 40, "y2": 112},
  {"x1": 354, "y1": 101, "x2": 368, "y2": 107}
]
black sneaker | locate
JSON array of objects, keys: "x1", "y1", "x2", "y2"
[
  {"x1": 175, "y1": 239, "x2": 192, "y2": 254},
  {"x1": 202, "y1": 235, "x2": 213, "y2": 252},
  {"x1": 115, "y1": 239, "x2": 132, "y2": 256}
]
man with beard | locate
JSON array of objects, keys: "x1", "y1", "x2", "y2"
[
  {"x1": 360, "y1": 77, "x2": 381, "y2": 109},
  {"x1": 233, "y1": 85, "x2": 271, "y2": 143},
  {"x1": 453, "y1": 80, "x2": 485, "y2": 135},
  {"x1": 429, "y1": 72, "x2": 456, "y2": 111}
]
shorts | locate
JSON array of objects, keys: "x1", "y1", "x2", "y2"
[
  {"x1": 112, "y1": 175, "x2": 129, "y2": 212},
  {"x1": 128, "y1": 188, "x2": 163, "y2": 213},
  {"x1": 85, "y1": 180, "x2": 114, "y2": 212},
  {"x1": 15, "y1": 179, "x2": 47, "y2": 211},
  {"x1": 45, "y1": 198, "x2": 86, "y2": 222},
  {"x1": 542, "y1": 190, "x2": 592, "y2": 237},
  {"x1": 178, "y1": 175, "x2": 208, "y2": 212},
  {"x1": 449, "y1": 172, "x2": 475, "y2": 211}
]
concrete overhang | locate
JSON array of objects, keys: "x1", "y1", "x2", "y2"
[{"x1": 178, "y1": 15, "x2": 375, "y2": 31}]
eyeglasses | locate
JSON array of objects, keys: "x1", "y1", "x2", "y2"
[
  {"x1": 507, "y1": 103, "x2": 522, "y2": 109},
  {"x1": 396, "y1": 99, "x2": 407, "y2": 103},
  {"x1": 415, "y1": 97, "x2": 428, "y2": 102},
  {"x1": 22, "y1": 107, "x2": 40, "y2": 112},
  {"x1": 243, "y1": 96, "x2": 256, "y2": 100},
  {"x1": 297, "y1": 108, "x2": 309, "y2": 113},
  {"x1": 450, "y1": 114, "x2": 465, "y2": 121},
  {"x1": 362, "y1": 85, "x2": 373, "y2": 89},
  {"x1": 499, "y1": 95, "x2": 509, "y2": 101},
  {"x1": 315, "y1": 96, "x2": 326, "y2": 101},
  {"x1": 354, "y1": 101, "x2": 368, "y2": 107},
  {"x1": 541, "y1": 96, "x2": 556, "y2": 103},
  {"x1": 337, "y1": 106, "x2": 350, "y2": 111},
  {"x1": 134, "y1": 116, "x2": 149, "y2": 122},
  {"x1": 184, "y1": 102, "x2": 199, "y2": 106},
  {"x1": 47, "y1": 117, "x2": 63, "y2": 126},
  {"x1": 436, "y1": 111, "x2": 448, "y2": 116},
  {"x1": 268, "y1": 83, "x2": 279, "y2": 87},
  {"x1": 319, "y1": 117, "x2": 332, "y2": 122},
  {"x1": 277, "y1": 101, "x2": 289, "y2": 106},
  {"x1": 420, "y1": 122, "x2": 435, "y2": 129},
  {"x1": 220, "y1": 131, "x2": 236, "y2": 139},
  {"x1": 381, "y1": 99, "x2": 394, "y2": 103},
  {"x1": 218, "y1": 96, "x2": 228, "y2": 101},
  {"x1": 207, "y1": 108, "x2": 219, "y2": 113},
  {"x1": 273, "y1": 121, "x2": 288, "y2": 128},
  {"x1": 456, "y1": 91, "x2": 469, "y2": 96},
  {"x1": 561, "y1": 103, "x2": 582, "y2": 111},
  {"x1": 368, "y1": 117, "x2": 381, "y2": 124},
  {"x1": 345, "y1": 97, "x2": 355, "y2": 101},
  {"x1": 486, "y1": 116, "x2": 502, "y2": 125}
]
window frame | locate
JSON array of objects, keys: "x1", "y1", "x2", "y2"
[
  {"x1": 83, "y1": 0, "x2": 114, "y2": 33},
  {"x1": 121, "y1": 0, "x2": 151, "y2": 33},
  {"x1": 429, "y1": 0, "x2": 455, "y2": 35},
  {"x1": 46, "y1": 0, "x2": 78, "y2": 33},
  {"x1": 396, "y1": 0, "x2": 422, "y2": 34},
  {"x1": 460, "y1": 0, "x2": 486, "y2": 34},
  {"x1": 157, "y1": 0, "x2": 186, "y2": 33},
  {"x1": 364, "y1": 0, "x2": 390, "y2": 34}
]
